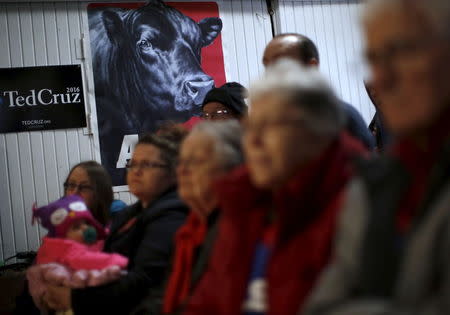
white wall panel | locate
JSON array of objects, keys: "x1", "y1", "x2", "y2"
[
  {"x1": 0, "y1": 0, "x2": 271, "y2": 260},
  {"x1": 0, "y1": 2, "x2": 94, "y2": 259},
  {"x1": 0, "y1": 136, "x2": 12, "y2": 260},
  {"x1": 5, "y1": 134, "x2": 28, "y2": 253},
  {"x1": 30, "y1": 3, "x2": 48, "y2": 65},
  {"x1": 4, "y1": 4, "x2": 29, "y2": 257},
  {"x1": 18, "y1": 134, "x2": 40, "y2": 250},
  {"x1": 26, "y1": 3, "x2": 53, "y2": 241},
  {"x1": 277, "y1": 0, "x2": 374, "y2": 123},
  {"x1": 216, "y1": 0, "x2": 272, "y2": 89},
  {"x1": 30, "y1": 132, "x2": 48, "y2": 239},
  {"x1": 0, "y1": 3, "x2": 12, "y2": 262}
]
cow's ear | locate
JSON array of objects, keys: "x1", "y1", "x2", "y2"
[
  {"x1": 102, "y1": 10, "x2": 124, "y2": 45},
  {"x1": 198, "y1": 17, "x2": 222, "y2": 47}
]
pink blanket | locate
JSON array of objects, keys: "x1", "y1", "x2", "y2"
[{"x1": 27, "y1": 237, "x2": 128, "y2": 310}]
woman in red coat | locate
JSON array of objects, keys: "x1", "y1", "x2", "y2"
[{"x1": 184, "y1": 59, "x2": 367, "y2": 315}]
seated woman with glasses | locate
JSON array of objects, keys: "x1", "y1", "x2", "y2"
[
  {"x1": 184, "y1": 59, "x2": 367, "y2": 315},
  {"x1": 42, "y1": 128, "x2": 189, "y2": 314},
  {"x1": 15, "y1": 160, "x2": 114, "y2": 315},
  {"x1": 201, "y1": 82, "x2": 248, "y2": 121},
  {"x1": 63, "y1": 160, "x2": 114, "y2": 227},
  {"x1": 64, "y1": 161, "x2": 128, "y2": 220},
  {"x1": 132, "y1": 120, "x2": 244, "y2": 315}
]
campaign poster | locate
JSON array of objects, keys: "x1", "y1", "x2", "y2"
[
  {"x1": 88, "y1": 1, "x2": 226, "y2": 187},
  {"x1": 0, "y1": 65, "x2": 86, "y2": 133}
]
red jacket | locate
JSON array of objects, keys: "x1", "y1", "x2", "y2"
[{"x1": 184, "y1": 132, "x2": 366, "y2": 315}]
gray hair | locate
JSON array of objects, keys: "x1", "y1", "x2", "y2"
[
  {"x1": 190, "y1": 120, "x2": 244, "y2": 170},
  {"x1": 249, "y1": 58, "x2": 345, "y2": 138},
  {"x1": 363, "y1": 0, "x2": 450, "y2": 42}
]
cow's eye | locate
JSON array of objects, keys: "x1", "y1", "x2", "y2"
[{"x1": 138, "y1": 39, "x2": 153, "y2": 51}]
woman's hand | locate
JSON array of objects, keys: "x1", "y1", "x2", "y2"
[{"x1": 43, "y1": 284, "x2": 72, "y2": 311}]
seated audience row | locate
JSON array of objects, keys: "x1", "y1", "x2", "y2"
[{"x1": 22, "y1": 0, "x2": 449, "y2": 315}]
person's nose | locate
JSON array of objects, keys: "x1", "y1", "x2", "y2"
[
  {"x1": 74, "y1": 186, "x2": 83, "y2": 193},
  {"x1": 130, "y1": 165, "x2": 144, "y2": 175},
  {"x1": 371, "y1": 62, "x2": 396, "y2": 95},
  {"x1": 244, "y1": 128, "x2": 263, "y2": 149},
  {"x1": 65, "y1": 185, "x2": 81, "y2": 195},
  {"x1": 176, "y1": 161, "x2": 191, "y2": 177},
  {"x1": 66, "y1": 190, "x2": 76, "y2": 196}
]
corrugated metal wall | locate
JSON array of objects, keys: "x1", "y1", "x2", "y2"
[
  {"x1": 0, "y1": 2, "x2": 97, "y2": 261},
  {"x1": 277, "y1": 0, "x2": 374, "y2": 123},
  {"x1": 0, "y1": 0, "x2": 272, "y2": 260}
]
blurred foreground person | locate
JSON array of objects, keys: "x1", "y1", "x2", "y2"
[
  {"x1": 303, "y1": 0, "x2": 450, "y2": 314},
  {"x1": 184, "y1": 60, "x2": 366, "y2": 315}
]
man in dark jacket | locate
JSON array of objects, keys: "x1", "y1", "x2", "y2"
[
  {"x1": 263, "y1": 33, "x2": 375, "y2": 150},
  {"x1": 365, "y1": 81, "x2": 391, "y2": 152}
]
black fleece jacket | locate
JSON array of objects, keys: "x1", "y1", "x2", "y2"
[{"x1": 71, "y1": 189, "x2": 188, "y2": 315}]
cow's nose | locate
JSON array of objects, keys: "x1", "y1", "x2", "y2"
[{"x1": 184, "y1": 78, "x2": 214, "y2": 105}]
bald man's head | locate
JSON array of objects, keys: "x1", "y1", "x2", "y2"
[{"x1": 262, "y1": 33, "x2": 319, "y2": 68}]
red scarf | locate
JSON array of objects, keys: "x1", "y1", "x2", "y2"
[
  {"x1": 162, "y1": 211, "x2": 207, "y2": 314},
  {"x1": 184, "y1": 132, "x2": 367, "y2": 315},
  {"x1": 392, "y1": 106, "x2": 450, "y2": 233}
]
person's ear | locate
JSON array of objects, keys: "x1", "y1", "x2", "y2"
[{"x1": 308, "y1": 58, "x2": 319, "y2": 67}]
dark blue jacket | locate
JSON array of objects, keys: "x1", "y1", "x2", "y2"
[
  {"x1": 343, "y1": 101, "x2": 375, "y2": 150},
  {"x1": 369, "y1": 111, "x2": 392, "y2": 151},
  {"x1": 72, "y1": 188, "x2": 188, "y2": 314}
]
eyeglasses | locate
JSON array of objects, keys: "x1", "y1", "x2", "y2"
[
  {"x1": 64, "y1": 182, "x2": 94, "y2": 193},
  {"x1": 365, "y1": 37, "x2": 437, "y2": 66},
  {"x1": 201, "y1": 109, "x2": 232, "y2": 120},
  {"x1": 125, "y1": 161, "x2": 168, "y2": 171},
  {"x1": 177, "y1": 157, "x2": 209, "y2": 169},
  {"x1": 242, "y1": 117, "x2": 306, "y2": 134}
]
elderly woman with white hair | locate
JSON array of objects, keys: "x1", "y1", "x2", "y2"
[
  {"x1": 303, "y1": 0, "x2": 450, "y2": 315},
  {"x1": 132, "y1": 120, "x2": 244, "y2": 315},
  {"x1": 183, "y1": 59, "x2": 367, "y2": 315}
]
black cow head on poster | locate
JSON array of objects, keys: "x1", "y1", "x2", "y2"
[
  {"x1": 91, "y1": 1, "x2": 222, "y2": 129},
  {"x1": 88, "y1": 0, "x2": 223, "y2": 185}
]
